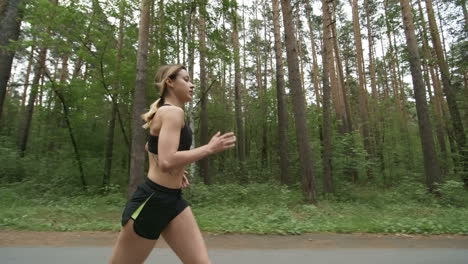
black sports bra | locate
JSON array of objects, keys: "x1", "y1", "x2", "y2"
[{"x1": 147, "y1": 104, "x2": 193, "y2": 155}]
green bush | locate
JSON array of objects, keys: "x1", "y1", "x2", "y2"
[
  {"x1": 187, "y1": 183, "x2": 303, "y2": 207},
  {"x1": 0, "y1": 145, "x2": 25, "y2": 183},
  {"x1": 437, "y1": 180, "x2": 467, "y2": 208}
]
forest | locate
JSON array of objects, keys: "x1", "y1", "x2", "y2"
[{"x1": 0, "y1": 0, "x2": 467, "y2": 234}]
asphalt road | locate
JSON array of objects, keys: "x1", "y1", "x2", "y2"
[
  {"x1": 2, "y1": 231, "x2": 468, "y2": 263},
  {"x1": 1, "y1": 247, "x2": 468, "y2": 264}
]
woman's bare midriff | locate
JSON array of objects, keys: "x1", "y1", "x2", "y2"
[{"x1": 145, "y1": 142, "x2": 185, "y2": 189}]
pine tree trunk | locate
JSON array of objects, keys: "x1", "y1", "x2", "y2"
[
  {"x1": 430, "y1": 65, "x2": 449, "y2": 174},
  {"x1": 281, "y1": 0, "x2": 317, "y2": 203},
  {"x1": 253, "y1": 5, "x2": 266, "y2": 167},
  {"x1": 231, "y1": 1, "x2": 246, "y2": 179},
  {"x1": 383, "y1": 1, "x2": 402, "y2": 110},
  {"x1": 416, "y1": 0, "x2": 448, "y2": 175},
  {"x1": 321, "y1": 0, "x2": 334, "y2": 194},
  {"x1": 198, "y1": 0, "x2": 210, "y2": 185},
  {"x1": 158, "y1": 0, "x2": 166, "y2": 65},
  {"x1": 128, "y1": 0, "x2": 152, "y2": 198},
  {"x1": 21, "y1": 44, "x2": 35, "y2": 110},
  {"x1": 329, "y1": 8, "x2": 358, "y2": 182},
  {"x1": 399, "y1": 0, "x2": 442, "y2": 191},
  {"x1": 351, "y1": 0, "x2": 373, "y2": 179},
  {"x1": 294, "y1": 14, "x2": 306, "y2": 90},
  {"x1": 18, "y1": 47, "x2": 47, "y2": 157},
  {"x1": 304, "y1": 2, "x2": 321, "y2": 108},
  {"x1": 0, "y1": 0, "x2": 24, "y2": 124},
  {"x1": 187, "y1": 1, "x2": 197, "y2": 180},
  {"x1": 104, "y1": 100, "x2": 117, "y2": 187},
  {"x1": 365, "y1": 0, "x2": 377, "y2": 99},
  {"x1": 331, "y1": 22, "x2": 352, "y2": 134},
  {"x1": 262, "y1": 3, "x2": 268, "y2": 168},
  {"x1": 103, "y1": 0, "x2": 125, "y2": 188},
  {"x1": 272, "y1": 0, "x2": 290, "y2": 185},
  {"x1": 426, "y1": 0, "x2": 468, "y2": 186}
]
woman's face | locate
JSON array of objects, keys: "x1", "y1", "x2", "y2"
[{"x1": 167, "y1": 69, "x2": 194, "y2": 103}]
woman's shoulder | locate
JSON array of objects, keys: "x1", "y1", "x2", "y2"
[{"x1": 157, "y1": 105, "x2": 185, "y2": 127}]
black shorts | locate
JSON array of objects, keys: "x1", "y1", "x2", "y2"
[{"x1": 121, "y1": 177, "x2": 189, "y2": 240}]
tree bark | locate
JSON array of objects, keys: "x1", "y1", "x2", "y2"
[
  {"x1": 43, "y1": 67, "x2": 88, "y2": 190},
  {"x1": 416, "y1": 0, "x2": 448, "y2": 175},
  {"x1": 272, "y1": 0, "x2": 290, "y2": 185},
  {"x1": 253, "y1": 4, "x2": 267, "y2": 167},
  {"x1": 351, "y1": 0, "x2": 373, "y2": 179},
  {"x1": 262, "y1": 4, "x2": 269, "y2": 169},
  {"x1": 399, "y1": 0, "x2": 442, "y2": 191},
  {"x1": 304, "y1": 1, "x2": 321, "y2": 108},
  {"x1": 0, "y1": 0, "x2": 24, "y2": 124},
  {"x1": 187, "y1": 1, "x2": 197, "y2": 180},
  {"x1": 426, "y1": 0, "x2": 468, "y2": 186},
  {"x1": 128, "y1": 0, "x2": 152, "y2": 198},
  {"x1": 103, "y1": 0, "x2": 125, "y2": 188},
  {"x1": 158, "y1": 0, "x2": 166, "y2": 65},
  {"x1": 231, "y1": 1, "x2": 246, "y2": 179},
  {"x1": 198, "y1": 0, "x2": 210, "y2": 184},
  {"x1": 281, "y1": 0, "x2": 317, "y2": 203},
  {"x1": 21, "y1": 44, "x2": 35, "y2": 110},
  {"x1": 364, "y1": 0, "x2": 377, "y2": 99},
  {"x1": 331, "y1": 21, "x2": 352, "y2": 134},
  {"x1": 321, "y1": 0, "x2": 334, "y2": 194},
  {"x1": 18, "y1": 47, "x2": 47, "y2": 157}
]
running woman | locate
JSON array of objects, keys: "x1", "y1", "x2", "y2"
[{"x1": 109, "y1": 64, "x2": 236, "y2": 264}]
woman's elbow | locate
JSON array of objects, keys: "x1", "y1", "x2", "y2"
[{"x1": 158, "y1": 159, "x2": 173, "y2": 172}]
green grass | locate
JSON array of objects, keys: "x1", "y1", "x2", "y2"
[{"x1": 1, "y1": 181, "x2": 467, "y2": 235}]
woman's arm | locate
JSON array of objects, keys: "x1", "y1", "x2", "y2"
[{"x1": 155, "y1": 106, "x2": 236, "y2": 172}]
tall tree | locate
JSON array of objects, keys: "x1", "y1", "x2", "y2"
[
  {"x1": 0, "y1": 0, "x2": 25, "y2": 124},
  {"x1": 128, "y1": 0, "x2": 152, "y2": 197},
  {"x1": 331, "y1": 15, "x2": 352, "y2": 134},
  {"x1": 399, "y1": 0, "x2": 442, "y2": 191},
  {"x1": 21, "y1": 43, "x2": 35, "y2": 110},
  {"x1": 350, "y1": 0, "x2": 373, "y2": 178},
  {"x1": 364, "y1": 0, "x2": 377, "y2": 99},
  {"x1": 157, "y1": 0, "x2": 166, "y2": 65},
  {"x1": 18, "y1": 47, "x2": 47, "y2": 157},
  {"x1": 304, "y1": 1, "x2": 322, "y2": 108},
  {"x1": 230, "y1": 0, "x2": 246, "y2": 177},
  {"x1": 186, "y1": 1, "x2": 197, "y2": 179},
  {"x1": 103, "y1": 0, "x2": 126, "y2": 188},
  {"x1": 281, "y1": 0, "x2": 317, "y2": 203},
  {"x1": 198, "y1": 0, "x2": 211, "y2": 184},
  {"x1": 415, "y1": 0, "x2": 449, "y2": 174},
  {"x1": 260, "y1": 2, "x2": 269, "y2": 167},
  {"x1": 425, "y1": 0, "x2": 468, "y2": 186},
  {"x1": 321, "y1": 0, "x2": 334, "y2": 193},
  {"x1": 271, "y1": 0, "x2": 290, "y2": 184}
]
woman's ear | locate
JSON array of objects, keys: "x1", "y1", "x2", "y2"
[{"x1": 165, "y1": 78, "x2": 174, "y2": 88}]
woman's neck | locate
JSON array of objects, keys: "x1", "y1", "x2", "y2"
[{"x1": 163, "y1": 95, "x2": 184, "y2": 109}]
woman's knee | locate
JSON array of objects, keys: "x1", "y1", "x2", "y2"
[{"x1": 108, "y1": 221, "x2": 157, "y2": 264}]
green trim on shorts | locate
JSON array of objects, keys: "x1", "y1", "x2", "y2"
[{"x1": 131, "y1": 193, "x2": 155, "y2": 220}]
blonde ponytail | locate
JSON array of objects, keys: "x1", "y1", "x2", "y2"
[
  {"x1": 141, "y1": 64, "x2": 186, "y2": 130},
  {"x1": 141, "y1": 98, "x2": 163, "y2": 129}
]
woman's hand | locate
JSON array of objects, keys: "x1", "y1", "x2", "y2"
[
  {"x1": 181, "y1": 170, "x2": 190, "y2": 188},
  {"x1": 207, "y1": 131, "x2": 236, "y2": 154}
]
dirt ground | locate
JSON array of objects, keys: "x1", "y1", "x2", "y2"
[{"x1": 1, "y1": 230, "x2": 467, "y2": 249}]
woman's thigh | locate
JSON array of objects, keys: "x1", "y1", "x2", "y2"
[
  {"x1": 161, "y1": 207, "x2": 211, "y2": 264},
  {"x1": 108, "y1": 219, "x2": 157, "y2": 264}
]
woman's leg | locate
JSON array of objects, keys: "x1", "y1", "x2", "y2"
[
  {"x1": 108, "y1": 219, "x2": 157, "y2": 264},
  {"x1": 161, "y1": 207, "x2": 211, "y2": 264}
]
